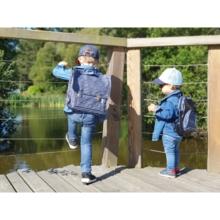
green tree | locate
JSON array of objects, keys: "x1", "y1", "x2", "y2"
[
  {"x1": 15, "y1": 39, "x2": 44, "y2": 91},
  {"x1": 26, "y1": 28, "x2": 106, "y2": 95},
  {"x1": 0, "y1": 50, "x2": 18, "y2": 149},
  {"x1": 28, "y1": 42, "x2": 59, "y2": 94},
  {"x1": 100, "y1": 28, "x2": 218, "y2": 130}
]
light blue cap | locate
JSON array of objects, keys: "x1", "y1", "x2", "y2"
[{"x1": 153, "y1": 68, "x2": 183, "y2": 86}]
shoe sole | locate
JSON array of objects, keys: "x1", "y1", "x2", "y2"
[
  {"x1": 81, "y1": 178, "x2": 97, "y2": 185},
  {"x1": 65, "y1": 134, "x2": 78, "y2": 149},
  {"x1": 159, "y1": 173, "x2": 176, "y2": 178}
]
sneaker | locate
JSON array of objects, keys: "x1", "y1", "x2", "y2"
[
  {"x1": 65, "y1": 133, "x2": 78, "y2": 149},
  {"x1": 175, "y1": 168, "x2": 181, "y2": 176},
  {"x1": 175, "y1": 167, "x2": 187, "y2": 176},
  {"x1": 81, "y1": 172, "x2": 97, "y2": 184},
  {"x1": 159, "y1": 169, "x2": 176, "y2": 178}
]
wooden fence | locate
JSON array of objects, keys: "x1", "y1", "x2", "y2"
[{"x1": 0, "y1": 28, "x2": 220, "y2": 173}]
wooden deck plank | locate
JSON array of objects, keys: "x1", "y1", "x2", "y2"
[
  {"x1": 180, "y1": 169, "x2": 220, "y2": 191},
  {"x1": 144, "y1": 167, "x2": 215, "y2": 192},
  {"x1": 139, "y1": 167, "x2": 220, "y2": 192},
  {"x1": 55, "y1": 166, "x2": 100, "y2": 192},
  {"x1": 17, "y1": 170, "x2": 54, "y2": 192},
  {"x1": 119, "y1": 171, "x2": 163, "y2": 192},
  {"x1": 184, "y1": 169, "x2": 220, "y2": 180},
  {"x1": 37, "y1": 170, "x2": 79, "y2": 192},
  {"x1": 6, "y1": 172, "x2": 32, "y2": 192},
  {"x1": 124, "y1": 168, "x2": 192, "y2": 192},
  {"x1": 1, "y1": 165, "x2": 220, "y2": 192},
  {"x1": 140, "y1": 167, "x2": 196, "y2": 191},
  {"x1": 67, "y1": 165, "x2": 120, "y2": 192},
  {"x1": 92, "y1": 166, "x2": 138, "y2": 192},
  {"x1": 94, "y1": 166, "x2": 161, "y2": 192},
  {"x1": 0, "y1": 175, "x2": 15, "y2": 192},
  {"x1": 174, "y1": 175, "x2": 219, "y2": 192}
]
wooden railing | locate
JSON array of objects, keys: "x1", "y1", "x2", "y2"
[{"x1": 0, "y1": 28, "x2": 220, "y2": 173}]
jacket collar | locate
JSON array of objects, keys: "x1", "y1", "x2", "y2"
[
  {"x1": 74, "y1": 65, "x2": 100, "y2": 76},
  {"x1": 160, "y1": 90, "x2": 182, "y2": 103}
]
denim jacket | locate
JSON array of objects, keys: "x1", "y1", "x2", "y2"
[
  {"x1": 152, "y1": 90, "x2": 182, "y2": 141},
  {"x1": 53, "y1": 64, "x2": 74, "y2": 113}
]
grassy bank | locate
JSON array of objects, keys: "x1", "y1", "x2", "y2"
[{"x1": 7, "y1": 93, "x2": 65, "y2": 108}]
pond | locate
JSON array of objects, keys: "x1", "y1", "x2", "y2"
[{"x1": 0, "y1": 107, "x2": 207, "y2": 174}]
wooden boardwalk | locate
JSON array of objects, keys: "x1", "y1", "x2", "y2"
[{"x1": 0, "y1": 165, "x2": 220, "y2": 192}]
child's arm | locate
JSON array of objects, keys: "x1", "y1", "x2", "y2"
[
  {"x1": 154, "y1": 101, "x2": 176, "y2": 121},
  {"x1": 52, "y1": 61, "x2": 72, "y2": 81}
]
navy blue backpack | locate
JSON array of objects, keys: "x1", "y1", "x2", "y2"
[
  {"x1": 66, "y1": 67, "x2": 111, "y2": 116},
  {"x1": 175, "y1": 95, "x2": 197, "y2": 137}
]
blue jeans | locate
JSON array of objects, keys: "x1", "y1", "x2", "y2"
[
  {"x1": 162, "y1": 135, "x2": 182, "y2": 171},
  {"x1": 67, "y1": 113, "x2": 97, "y2": 173}
]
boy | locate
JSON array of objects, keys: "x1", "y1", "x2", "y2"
[
  {"x1": 148, "y1": 68, "x2": 183, "y2": 178},
  {"x1": 52, "y1": 45, "x2": 105, "y2": 184}
]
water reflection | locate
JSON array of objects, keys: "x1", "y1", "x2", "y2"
[
  {"x1": 13, "y1": 157, "x2": 30, "y2": 171},
  {"x1": 0, "y1": 107, "x2": 207, "y2": 174}
]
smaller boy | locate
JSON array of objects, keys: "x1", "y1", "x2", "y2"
[
  {"x1": 52, "y1": 45, "x2": 105, "y2": 184},
  {"x1": 148, "y1": 68, "x2": 183, "y2": 178}
]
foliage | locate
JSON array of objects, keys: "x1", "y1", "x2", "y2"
[
  {"x1": 25, "y1": 28, "x2": 108, "y2": 96},
  {"x1": 0, "y1": 50, "x2": 18, "y2": 148},
  {"x1": 5, "y1": 28, "x2": 220, "y2": 131},
  {"x1": 100, "y1": 28, "x2": 217, "y2": 130},
  {"x1": 15, "y1": 39, "x2": 44, "y2": 91},
  {"x1": 0, "y1": 51, "x2": 17, "y2": 99}
]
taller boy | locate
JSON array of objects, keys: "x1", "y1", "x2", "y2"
[{"x1": 53, "y1": 45, "x2": 111, "y2": 184}]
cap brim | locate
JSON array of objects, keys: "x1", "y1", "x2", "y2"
[{"x1": 153, "y1": 78, "x2": 165, "y2": 85}]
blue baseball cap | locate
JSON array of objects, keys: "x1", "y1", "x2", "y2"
[
  {"x1": 78, "y1": 45, "x2": 99, "y2": 60},
  {"x1": 153, "y1": 68, "x2": 183, "y2": 86}
]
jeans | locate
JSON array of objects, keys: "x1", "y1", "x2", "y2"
[
  {"x1": 67, "y1": 113, "x2": 97, "y2": 173},
  {"x1": 162, "y1": 135, "x2": 182, "y2": 171}
]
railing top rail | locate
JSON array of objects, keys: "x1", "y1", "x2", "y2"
[
  {"x1": 127, "y1": 35, "x2": 220, "y2": 48},
  {"x1": 2, "y1": 28, "x2": 220, "y2": 48},
  {"x1": 0, "y1": 28, "x2": 127, "y2": 47}
]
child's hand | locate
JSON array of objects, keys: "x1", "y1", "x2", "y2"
[
  {"x1": 58, "y1": 61, "x2": 68, "y2": 66},
  {"x1": 148, "y1": 103, "x2": 157, "y2": 112}
]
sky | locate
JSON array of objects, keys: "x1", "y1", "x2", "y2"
[{"x1": 1, "y1": 0, "x2": 220, "y2": 27}]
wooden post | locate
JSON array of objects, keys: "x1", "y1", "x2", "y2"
[
  {"x1": 127, "y1": 49, "x2": 142, "y2": 168},
  {"x1": 101, "y1": 47, "x2": 125, "y2": 167},
  {"x1": 207, "y1": 46, "x2": 220, "y2": 173}
]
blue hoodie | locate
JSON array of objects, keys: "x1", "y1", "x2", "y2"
[{"x1": 152, "y1": 90, "x2": 182, "y2": 141}]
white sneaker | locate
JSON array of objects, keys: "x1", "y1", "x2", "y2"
[
  {"x1": 81, "y1": 172, "x2": 97, "y2": 184},
  {"x1": 65, "y1": 134, "x2": 78, "y2": 149}
]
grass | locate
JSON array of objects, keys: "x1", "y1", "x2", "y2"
[{"x1": 7, "y1": 93, "x2": 65, "y2": 108}]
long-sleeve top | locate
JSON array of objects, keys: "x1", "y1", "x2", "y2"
[
  {"x1": 52, "y1": 64, "x2": 73, "y2": 113},
  {"x1": 152, "y1": 90, "x2": 182, "y2": 141}
]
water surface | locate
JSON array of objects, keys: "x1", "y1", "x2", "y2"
[{"x1": 0, "y1": 107, "x2": 207, "y2": 174}]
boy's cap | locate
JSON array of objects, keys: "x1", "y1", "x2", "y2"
[
  {"x1": 78, "y1": 45, "x2": 99, "y2": 60},
  {"x1": 153, "y1": 68, "x2": 183, "y2": 85}
]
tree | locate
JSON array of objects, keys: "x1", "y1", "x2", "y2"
[
  {"x1": 15, "y1": 39, "x2": 44, "y2": 91},
  {"x1": 26, "y1": 28, "x2": 105, "y2": 95},
  {"x1": 0, "y1": 50, "x2": 18, "y2": 150},
  {"x1": 100, "y1": 28, "x2": 220, "y2": 129}
]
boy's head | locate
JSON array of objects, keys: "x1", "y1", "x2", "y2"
[
  {"x1": 153, "y1": 68, "x2": 183, "y2": 94},
  {"x1": 77, "y1": 45, "x2": 99, "y2": 65}
]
